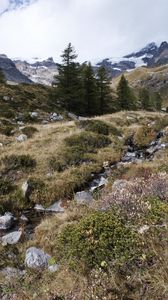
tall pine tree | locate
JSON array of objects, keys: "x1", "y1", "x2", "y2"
[
  {"x1": 117, "y1": 75, "x2": 136, "y2": 110},
  {"x1": 96, "y1": 66, "x2": 114, "y2": 114},
  {"x1": 81, "y1": 62, "x2": 98, "y2": 116},
  {"x1": 54, "y1": 43, "x2": 84, "y2": 114},
  {"x1": 139, "y1": 88, "x2": 151, "y2": 110}
]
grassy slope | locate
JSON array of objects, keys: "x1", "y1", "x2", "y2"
[
  {"x1": 1, "y1": 111, "x2": 168, "y2": 299},
  {"x1": 111, "y1": 65, "x2": 168, "y2": 105}
]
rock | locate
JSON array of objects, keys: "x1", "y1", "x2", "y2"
[
  {"x1": 0, "y1": 213, "x2": 14, "y2": 230},
  {"x1": 90, "y1": 176, "x2": 108, "y2": 192},
  {"x1": 112, "y1": 179, "x2": 128, "y2": 191},
  {"x1": 122, "y1": 152, "x2": 136, "y2": 162},
  {"x1": 67, "y1": 112, "x2": 78, "y2": 120},
  {"x1": 20, "y1": 215, "x2": 28, "y2": 223},
  {"x1": 16, "y1": 134, "x2": 27, "y2": 142},
  {"x1": 25, "y1": 247, "x2": 51, "y2": 269},
  {"x1": 46, "y1": 200, "x2": 65, "y2": 213},
  {"x1": 21, "y1": 181, "x2": 30, "y2": 198},
  {"x1": 75, "y1": 191, "x2": 93, "y2": 205},
  {"x1": 138, "y1": 225, "x2": 150, "y2": 234},
  {"x1": 48, "y1": 264, "x2": 59, "y2": 273},
  {"x1": 50, "y1": 113, "x2": 63, "y2": 122},
  {"x1": 34, "y1": 204, "x2": 45, "y2": 212},
  {"x1": 0, "y1": 143, "x2": 3, "y2": 147},
  {"x1": 0, "y1": 267, "x2": 25, "y2": 279},
  {"x1": 1, "y1": 230, "x2": 22, "y2": 245},
  {"x1": 3, "y1": 96, "x2": 10, "y2": 101},
  {"x1": 31, "y1": 112, "x2": 38, "y2": 118}
]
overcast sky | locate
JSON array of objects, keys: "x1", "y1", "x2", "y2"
[{"x1": 0, "y1": 0, "x2": 167, "y2": 62}]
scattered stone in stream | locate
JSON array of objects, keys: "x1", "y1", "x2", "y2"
[
  {"x1": 16, "y1": 134, "x2": 27, "y2": 142},
  {"x1": 1, "y1": 230, "x2": 22, "y2": 246},
  {"x1": 75, "y1": 191, "x2": 93, "y2": 205},
  {"x1": 46, "y1": 200, "x2": 65, "y2": 213},
  {"x1": 25, "y1": 247, "x2": 58, "y2": 271},
  {"x1": 34, "y1": 200, "x2": 65, "y2": 213},
  {"x1": 90, "y1": 176, "x2": 108, "y2": 192},
  {"x1": 20, "y1": 214, "x2": 29, "y2": 223},
  {"x1": 0, "y1": 213, "x2": 14, "y2": 230}
]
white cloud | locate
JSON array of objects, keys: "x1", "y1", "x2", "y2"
[{"x1": 0, "y1": 0, "x2": 167, "y2": 62}]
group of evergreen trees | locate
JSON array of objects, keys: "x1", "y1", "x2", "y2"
[
  {"x1": 53, "y1": 43, "x2": 114, "y2": 116},
  {"x1": 53, "y1": 43, "x2": 162, "y2": 116}
]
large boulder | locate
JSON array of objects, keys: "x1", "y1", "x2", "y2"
[
  {"x1": 25, "y1": 247, "x2": 51, "y2": 269},
  {"x1": 25, "y1": 247, "x2": 59, "y2": 272},
  {"x1": 0, "y1": 213, "x2": 14, "y2": 230}
]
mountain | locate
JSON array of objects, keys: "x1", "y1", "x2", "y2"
[
  {"x1": 0, "y1": 54, "x2": 32, "y2": 84},
  {"x1": 14, "y1": 57, "x2": 58, "y2": 86},
  {"x1": 96, "y1": 41, "x2": 168, "y2": 77}
]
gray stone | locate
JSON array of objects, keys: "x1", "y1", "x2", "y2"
[
  {"x1": 90, "y1": 176, "x2": 108, "y2": 192},
  {"x1": 48, "y1": 264, "x2": 59, "y2": 273},
  {"x1": 0, "y1": 213, "x2": 14, "y2": 230},
  {"x1": 34, "y1": 204, "x2": 45, "y2": 212},
  {"x1": 3, "y1": 96, "x2": 10, "y2": 101},
  {"x1": 67, "y1": 112, "x2": 78, "y2": 120},
  {"x1": 31, "y1": 112, "x2": 38, "y2": 118},
  {"x1": 20, "y1": 214, "x2": 28, "y2": 222},
  {"x1": 0, "y1": 267, "x2": 25, "y2": 279},
  {"x1": 25, "y1": 247, "x2": 51, "y2": 269},
  {"x1": 75, "y1": 191, "x2": 93, "y2": 205},
  {"x1": 16, "y1": 134, "x2": 27, "y2": 142},
  {"x1": 46, "y1": 200, "x2": 65, "y2": 213},
  {"x1": 1, "y1": 230, "x2": 22, "y2": 245},
  {"x1": 21, "y1": 181, "x2": 30, "y2": 198}
]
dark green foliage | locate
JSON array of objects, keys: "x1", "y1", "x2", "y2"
[
  {"x1": 21, "y1": 126, "x2": 38, "y2": 138},
  {"x1": 81, "y1": 62, "x2": 98, "y2": 116},
  {"x1": 96, "y1": 66, "x2": 114, "y2": 114},
  {"x1": 0, "y1": 125, "x2": 14, "y2": 136},
  {"x1": 65, "y1": 131, "x2": 111, "y2": 152},
  {"x1": 139, "y1": 88, "x2": 152, "y2": 110},
  {"x1": 0, "y1": 69, "x2": 5, "y2": 84},
  {"x1": 117, "y1": 75, "x2": 136, "y2": 110},
  {"x1": 54, "y1": 43, "x2": 84, "y2": 114},
  {"x1": 152, "y1": 92, "x2": 162, "y2": 111},
  {"x1": 2, "y1": 154, "x2": 36, "y2": 171},
  {"x1": 78, "y1": 119, "x2": 121, "y2": 136},
  {"x1": 0, "y1": 177, "x2": 14, "y2": 195},
  {"x1": 56, "y1": 211, "x2": 138, "y2": 270}
]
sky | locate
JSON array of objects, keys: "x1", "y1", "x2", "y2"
[{"x1": 0, "y1": 0, "x2": 167, "y2": 62}]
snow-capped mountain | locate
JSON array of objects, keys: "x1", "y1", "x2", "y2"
[
  {"x1": 14, "y1": 57, "x2": 58, "y2": 86},
  {"x1": 96, "y1": 41, "x2": 168, "y2": 77}
]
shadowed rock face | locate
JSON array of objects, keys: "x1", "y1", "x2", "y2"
[{"x1": 0, "y1": 54, "x2": 32, "y2": 84}]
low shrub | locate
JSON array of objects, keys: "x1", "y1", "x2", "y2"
[
  {"x1": 65, "y1": 132, "x2": 111, "y2": 153},
  {"x1": 133, "y1": 125, "x2": 156, "y2": 147},
  {"x1": 0, "y1": 125, "x2": 15, "y2": 136},
  {"x1": 21, "y1": 126, "x2": 38, "y2": 138},
  {"x1": 0, "y1": 177, "x2": 14, "y2": 195},
  {"x1": 56, "y1": 211, "x2": 138, "y2": 270},
  {"x1": 2, "y1": 154, "x2": 36, "y2": 171},
  {"x1": 78, "y1": 119, "x2": 122, "y2": 136}
]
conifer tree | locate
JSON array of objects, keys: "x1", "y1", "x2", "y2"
[
  {"x1": 152, "y1": 92, "x2": 162, "y2": 111},
  {"x1": 139, "y1": 88, "x2": 151, "y2": 110},
  {"x1": 117, "y1": 75, "x2": 136, "y2": 110},
  {"x1": 96, "y1": 66, "x2": 114, "y2": 114},
  {"x1": 81, "y1": 62, "x2": 98, "y2": 116},
  {"x1": 0, "y1": 69, "x2": 5, "y2": 84},
  {"x1": 54, "y1": 43, "x2": 84, "y2": 114}
]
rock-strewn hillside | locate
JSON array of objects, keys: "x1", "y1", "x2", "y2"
[{"x1": 0, "y1": 111, "x2": 168, "y2": 299}]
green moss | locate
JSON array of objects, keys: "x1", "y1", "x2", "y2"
[
  {"x1": 2, "y1": 154, "x2": 36, "y2": 172},
  {"x1": 56, "y1": 211, "x2": 138, "y2": 270}
]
